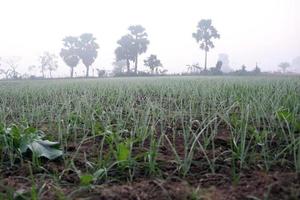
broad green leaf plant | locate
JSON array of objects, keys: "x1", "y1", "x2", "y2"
[{"x1": 0, "y1": 123, "x2": 62, "y2": 165}]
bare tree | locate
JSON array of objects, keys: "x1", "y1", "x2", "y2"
[
  {"x1": 0, "y1": 57, "x2": 21, "y2": 79},
  {"x1": 39, "y1": 52, "x2": 58, "y2": 78}
]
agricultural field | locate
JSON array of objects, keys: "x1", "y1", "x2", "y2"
[{"x1": 0, "y1": 76, "x2": 300, "y2": 200}]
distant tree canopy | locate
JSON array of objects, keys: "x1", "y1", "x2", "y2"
[
  {"x1": 184, "y1": 60, "x2": 262, "y2": 76},
  {"x1": 144, "y1": 54, "x2": 162, "y2": 74},
  {"x1": 4, "y1": 20, "x2": 300, "y2": 79},
  {"x1": 218, "y1": 54, "x2": 232, "y2": 73},
  {"x1": 216, "y1": 60, "x2": 222, "y2": 69},
  {"x1": 115, "y1": 34, "x2": 135, "y2": 73},
  {"x1": 115, "y1": 25, "x2": 149, "y2": 75},
  {"x1": 192, "y1": 19, "x2": 220, "y2": 71},
  {"x1": 60, "y1": 33, "x2": 99, "y2": 78},
  {"x1": 60, "y1": 36, "x2": 80, "y2": 78},
  {"x1": 278, "y1": 62, "x2": 290, "y2": 73},
  {"x1": 186, "y1": 63, "x2": 202, "y2": 74},
  {"x1": 206, "y1": 61, "x2": 223, "y2": 75},
  {"x1": 78, "y1": 33, "x2": 99, "y2": 77},
  {"x1": 96, "y1": 69, "x2": 106, "y2": 77},
  {"x1": 129, "y1": 25, "x2": 149, "y2": 74},
  {"x1": 112, "y1": 60, "x2": 127, "y2": 75},
  {"x1": 231, "y1": 65, "x2": 247, "y2": 75}
]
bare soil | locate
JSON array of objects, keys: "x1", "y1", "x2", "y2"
[{"x1": 1, "y1": 128, "x2": 299, "y2": 200}]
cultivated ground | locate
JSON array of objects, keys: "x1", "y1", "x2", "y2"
[{"x1": 0, "y1": 76, "x2": 300, "y2": 200}]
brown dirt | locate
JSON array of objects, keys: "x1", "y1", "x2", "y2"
[{"x1": 0, "y1": 127, "x2": 299, "y2": 200}]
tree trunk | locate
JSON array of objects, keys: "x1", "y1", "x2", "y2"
[
  {"x1": 204, "y1": 50, "x2": 208, "y2": 71},
  {"x1": 134, "y1": 35, "x2": 138, "y2": 75},
  {"x1": 70, "y1": 67, "x2": 74, "y2": 78},
  {"x1": 134, "y1": 54, "x2": 138, "y2": 74},
  {"x1": 86, "y1": 65, "x2": 89, "y2": 77},
  {"x1": 126, "y1": 59, "x2": 130, "y2": 73},
  {"x1": 5, "y1": 71, "x2": 9, "y2": 79}
]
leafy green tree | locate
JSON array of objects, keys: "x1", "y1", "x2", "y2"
[
  {"x1": 39, "y1": 52, "x2": 58, "y2": 78},
  {"x1": 115, "y1": 35, "x2": 135, "y2": 73},
  {"x1": 192, "y1": 19, "x2": 220, "y2": 71},
  {"x1": 278, "y1": 62, "x2": 290, "y2": 73},
  {"x1": 128, "y1": 25, "x2": 149, "y2": 74},
  {"x1": 144, "y1": 54, "x2": 162, "y2": 74},
  {"x1": 60, "y1": 36, "x2": 80, "y2": 78},
  {"x1": 77, "y1": 33, "x2": 99, "y2": 77}
]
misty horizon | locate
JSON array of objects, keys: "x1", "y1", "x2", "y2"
[{"x1": 0, "y1": 0, "x2": 299, "y2": 77}]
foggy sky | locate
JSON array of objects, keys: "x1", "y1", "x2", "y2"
[{"x1": 0, "y1": 0, "x2": 299, "y2": 76}]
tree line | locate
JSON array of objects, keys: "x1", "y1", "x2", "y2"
[{"x1": 0, "y1": 19, "x2": 299, "y2": 79}]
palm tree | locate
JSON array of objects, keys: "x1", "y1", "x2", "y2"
[
  {"x1": 115, "y1": 34, "x2": 135, "y2": 73},
  {"x1": 60, "y1": 36, "x2": 80, "y2": 78},
  {"x1": 128, "y1": 25, "x2": 149, "y2": 74},
  {"x1": 186, "y1": 63, "x2": 202, "y2": 73},
  {"x1": 77, "y1": 33, "x2": 99, "y2": 77},
  {"x1": 192, "y1": 19, "x2": 220, "y2": 71}
]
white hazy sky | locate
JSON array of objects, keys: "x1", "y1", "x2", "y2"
[{"x1": 0, "y1": 0, "x2": 299, "y2": 76}]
